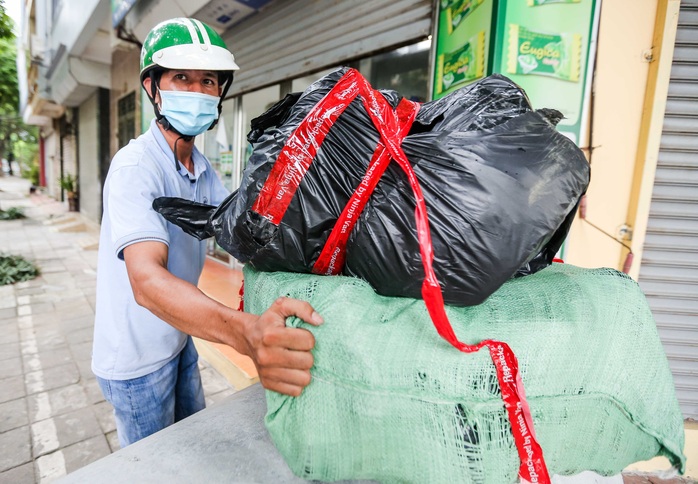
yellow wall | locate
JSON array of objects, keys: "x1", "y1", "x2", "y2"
[{"x1": 565, "y1": 0, "x2": 669, "y2": 276}]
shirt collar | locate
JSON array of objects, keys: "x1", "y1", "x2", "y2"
[{"x1": 149, "y1": 119, "x2": 208, "y2": 181}]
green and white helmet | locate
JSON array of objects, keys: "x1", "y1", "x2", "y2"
[
  {"x1": 140, "y1": 18, "x2": 239, "y2": 135},
  {"x1": 140, "y1": 17, "x2": 239, "y2": 82}
]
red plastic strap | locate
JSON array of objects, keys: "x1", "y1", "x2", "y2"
[
  {"x1": 252, "y1": 68, "x2": 550, "y2": 483},
  {"x1": 237, "y1": 280, "x2": 245, "y2": 312},
  {"x1": 312, "y1": 98, "x2": 420, "y2": 275},
  {"x1": 252, "y1": 69, "x2": 362, "y2": 224}
]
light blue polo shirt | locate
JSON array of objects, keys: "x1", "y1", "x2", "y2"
[{"x1": 92, "y1": 119, "x2": 229, "y2": 380}]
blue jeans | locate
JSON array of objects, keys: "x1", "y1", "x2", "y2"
[{"x1": 96, "y1": 337, "x2": 206, "y2": 448}]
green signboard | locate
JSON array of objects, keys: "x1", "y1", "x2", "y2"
[
  {"x1": 432, "y1": 0, "x2": 600, "y2": 145},
  {"x1": 432, "y1": 0, "x2": 496, "y2": 98}
]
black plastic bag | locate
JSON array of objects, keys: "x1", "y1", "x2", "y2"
[{"x1": 154, "y1": 67, "x2": 589, "y2": 306}]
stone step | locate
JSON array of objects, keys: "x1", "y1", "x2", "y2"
[
  {"x1": 51, "y1": 221, "x2": 87, "y2": 233},
  {"x1": 78, "y1": 235, "x2": 99, "y2": 250},
  {"x1": 193, "y1": 338, "x2": 258, "y2": 391},
  {"x1": 43, "y1": 214, "x2": 79, "y2": 226}
]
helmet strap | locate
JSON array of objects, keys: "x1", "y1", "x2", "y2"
[{"x1": 207, "y1": 72, "x2": 234, "y2": 131}]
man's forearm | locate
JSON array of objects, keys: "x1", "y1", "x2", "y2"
[{"x1": 130, "y1": 263, "x2": 253, "y2": 355}]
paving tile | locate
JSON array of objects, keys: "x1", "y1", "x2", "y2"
[
  {"x1": 34, "y1": 449, "x2": 66, "y2": 482},
  {"x1": 0, "y1": 329, "x2": 18, "y2": 346},
  {"x1": 200, "y1": 366, "x2": 235, "y2": 395},
  {"x1": 59, "y1": 314, "x2": 94, "y2": 333},
  {"x1": 0, "y1": 461, "x2": 34, "y2": 484},
  {"x1": 93, "y1": 401, "x2": 116, "y2": 434},
  {"x1": 31, "y1": 407, "x2": 102, "y2": 458},
  {"x1": 0, "y1": 397, "x2": 28, "y2": 433},
  {"x1": 28, "y1": 384, "x2": 89, "y2": 423},
  {"x1": 53, "y1": 303, "x2": 94, "y2": 320},
  {"x1": 0, "y1": 295, "x2": 17, "y2": 310},
  {"x1": 0, "y1": 375, "x2": 26, "y2": 404},
  {"x1": 17, "y1": 302, "x2": 54, "y2": 317},
  {"x1": 12, "y1": 279, "x2": 43, "y2": 290},
  {"x1": 15, "y1": 286, "x2": 46, "y2": 296},
  {"x1": 105, "y1": 430, "x2": 120, "y2": 453},
  {"x1": 0, "y1": 425, "x2": 31, "y2": 472},
  {"x1": 0, "y1": 356, "x2": 22, "y2": 380},
  {"x1": 0, "y1": 307, "x2": 16, "y2": 320},
  {"x1": 24, "y1": 362, "x2": 80, "y2": 395},
  {"x1": 65, "y1": 326, "x2": 93, "y2": 346},
  {"x1": 85, "y1": 293, "x2": 96, "y2": 311},
  {"x1": 0, "y1": 341, "x2": 20, "y2": 362},
  {"x1": 81, "y1": 378, "x2": 105, "y2": 405},
  {"x1": 23, "y1": 329, "x2": 67, "y2": 353},
  {"x1": 0, "y1": 320, "x2": 16, "y2": 332},
  {"x1": 22, "y1": 345, "x2": 72, "y2": 373},
  {"x1": 39, "y1": 273, "x2": 69, "y2": 286},
  {"x1": 205, "y1": 388, "x2": 236, "y2": 407},
  {"x1": 69, "y1": 340, "x2": 92, "y2": 361},
  {"x1": 21, "y1": 289, "x2": 86, "y2": 305},
  {"x1": 16, "y1": 313, "x2": 48, "y2": 330},
  {"x1": 75, "y1": 357, "x2": 94, "y2": 381},
  {"x1": 38, "y1": 264, "x2": 67, "y2": 274},
  {"x1": 62, "y1": 435, "x2": 111, "y2": 474},
  {"x1": 35, "y1": 282, "x2": 72, "y2": 295}
]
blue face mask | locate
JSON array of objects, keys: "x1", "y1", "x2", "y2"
[{"x1": 158, "y1": 89, "x2": 220, "y2": 136}]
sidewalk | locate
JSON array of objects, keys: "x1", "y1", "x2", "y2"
[{"x1": 0, "y1": 176, "x2": 236, "y2": 483}]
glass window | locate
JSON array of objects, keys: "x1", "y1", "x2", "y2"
[
  {"x1": 291, "y1": 68, "x2": 340, "y2": 93},
  {"x1": 240, "y1": 84, "x2": 282, "y2": 177},
  {"x1": 359, "y1": 39, "x2": 431, "y2": 102}
]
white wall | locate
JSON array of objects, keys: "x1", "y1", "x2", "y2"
[{"x1": 78, "y1": 92, "x2": 101, "y2": 223}]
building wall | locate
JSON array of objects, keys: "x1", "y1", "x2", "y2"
[
  {"x1": 49, "y1": 0, "x2": 104, "y2": 58},
  {"x1": 78, "y1": 91, "x2": 101, "y2": 223},
  {"x1": 565, "y1": 0, "x2": 660, "y2": 274},
  {"x1": 109, "y1": 46, "x2": 141, "y2": 159},
  {"x1": 42, "y1": 128, "x2": 59, "y2": 199}
]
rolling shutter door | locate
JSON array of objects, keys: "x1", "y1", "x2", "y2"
[
  {"x1": 637, "y1": 2, "x2": 698, "y2": 420},
  {"x1": 219, "y1": 0, "x2": 433, "y2": 96}
]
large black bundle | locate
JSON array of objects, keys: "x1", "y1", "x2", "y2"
[{"x1": 154, "y1": 67, "x2": 590, "y2": 306}]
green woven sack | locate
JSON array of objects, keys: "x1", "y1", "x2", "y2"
[{"x1": 243, "y1": 263, "x2": 686, "y2": 483}]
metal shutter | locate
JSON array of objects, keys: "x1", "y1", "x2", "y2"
[
  {"x1": 218, "y1": 0, "x2": 433, "y2": 96},
  {"x1": 638, "y1": 1, "x2": 698, "y2": 420}
]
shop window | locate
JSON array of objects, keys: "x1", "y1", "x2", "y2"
[
  {"x1": 291, "y1": 68, "x2": 340, "y2": 93},
  {"x1": 360, "y1": 40, "x2": 431, "y2": 102}
]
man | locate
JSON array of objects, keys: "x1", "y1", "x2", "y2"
[{"x1": 92, "y1": 18, "x2": 323, "y2": 447}]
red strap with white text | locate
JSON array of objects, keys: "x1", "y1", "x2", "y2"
[{"x1": 252, "y1": 68, "x2": 550, "y2": 484}]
